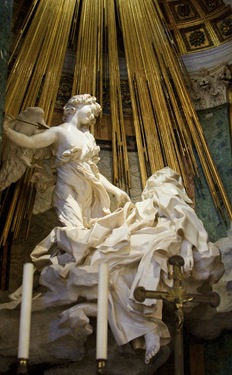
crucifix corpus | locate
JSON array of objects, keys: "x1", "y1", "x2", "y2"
[{"x1": 134, "y1": 255, "x2": 220, "y2": 375}]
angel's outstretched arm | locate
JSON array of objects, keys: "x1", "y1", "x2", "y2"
[
  {"x1": 3, "y1": 117, "x2": 57, "y2": 149},
  {"x1": 99, "y1": 173, "x2": 130, "y2": 207}
]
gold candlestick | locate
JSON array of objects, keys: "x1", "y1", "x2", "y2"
[
  {"x1": 16, "y1": 359, "x2": 29, "y2": 374},
  {"x1": 96, "y1": 359, "x2": 107, "y2": 374}
]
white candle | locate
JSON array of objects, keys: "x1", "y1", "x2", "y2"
[
  {"x1": 17, "y1": 262, "x2": 34, "y2": 359},
  {"x1": 96, "y1": 263, "x2": 109, "y2": 360}
]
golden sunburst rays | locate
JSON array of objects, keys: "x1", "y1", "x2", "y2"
[{"x1": 116, "y1": 0, "x2": 231, "y2": 219}]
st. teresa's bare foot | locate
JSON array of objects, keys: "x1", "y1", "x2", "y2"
[{"x1": 144, "y1": 330, "x2": 161, "y2": 364}]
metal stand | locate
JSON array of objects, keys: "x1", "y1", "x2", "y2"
[
  {"x1": 16, "y1": 359, "x2": 29, "y2": 374},
  {"x1": 96, "y1": 359, "x2": 107, "y2": 374},
  {"x1": 134, "y1": 255, "x2": 220, "y2": 375}
]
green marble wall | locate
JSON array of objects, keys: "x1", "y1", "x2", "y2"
[
  {"x1": 195, "y1": 104, "x2": 232, "y2": 242},
  {"x1": 0, "y1": 0, "x2": 13, "y2": 152},
  {"x1": 194, "y1": 105, "x2": 232, "y2": 374}
]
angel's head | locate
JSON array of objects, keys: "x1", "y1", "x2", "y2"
[{"x1": 63, "y1": 94, "x2": 101, "y2": 126}]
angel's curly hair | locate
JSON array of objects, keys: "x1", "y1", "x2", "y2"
[{"x1": 63, "y1": 94, "x2": 101, "y2": 121}]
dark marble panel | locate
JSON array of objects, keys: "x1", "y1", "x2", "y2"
[{"x1": 205, "y1": 332, "x2": 232, "y2": 375}]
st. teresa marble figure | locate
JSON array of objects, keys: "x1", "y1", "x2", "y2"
[{"x1": 1, "y1": 94, "x2": 224, "y2": 365}]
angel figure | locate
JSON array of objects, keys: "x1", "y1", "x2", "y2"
[
  {"x1": 3, "y1": 94, "x2": 130, "y2": 226},
  {"x1": 1, "y1": 94, "x2": 224, "y2": 365}
]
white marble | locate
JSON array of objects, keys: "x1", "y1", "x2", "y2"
[
  {"x1": 187, "y1": 63, "x2": 232, "y2": 109},
  {"x1": 1, "y1": 94, "x2": 224, "y2": 367}
]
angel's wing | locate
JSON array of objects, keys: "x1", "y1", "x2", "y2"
[{"x1": 0, "y1": 107, "x2": 53, "y2": 192}]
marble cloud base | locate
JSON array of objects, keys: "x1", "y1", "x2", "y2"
[
  {"x1": 0, "y1": 232, "x2": 231, "y2": 374},
  {"x1": 0, "y1": 300, "x2": 171, "y2": 375}
]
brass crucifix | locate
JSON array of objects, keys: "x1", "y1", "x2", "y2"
[{"x1": 134, "y1": 255, "x2": 220, "y2": 375}]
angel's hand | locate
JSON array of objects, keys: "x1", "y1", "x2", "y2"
[
  {"x1": 99, "y1": 173, "x2": 131, "y2": 207},
  {"x1": 113, "y1": 188, "x2": 131, "y2": 207},
  {"x1": 3, "y1": 116, "x2": 14, "y2": 135}
]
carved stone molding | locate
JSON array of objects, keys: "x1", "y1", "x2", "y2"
[{"x1": 188, "y1": 63, "x2": 232, "y2": 109}]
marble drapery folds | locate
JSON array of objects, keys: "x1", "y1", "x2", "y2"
[{"x1": 16, "y1": 167, "x2": 223, "y2": 357}]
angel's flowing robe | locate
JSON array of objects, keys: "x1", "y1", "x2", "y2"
[
  {"x1": 52, "y1": 139, "x2": 111, "y2": 228},
  {"x1": 27, "y1": 143, "x2": 224, "y2": 351}
]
